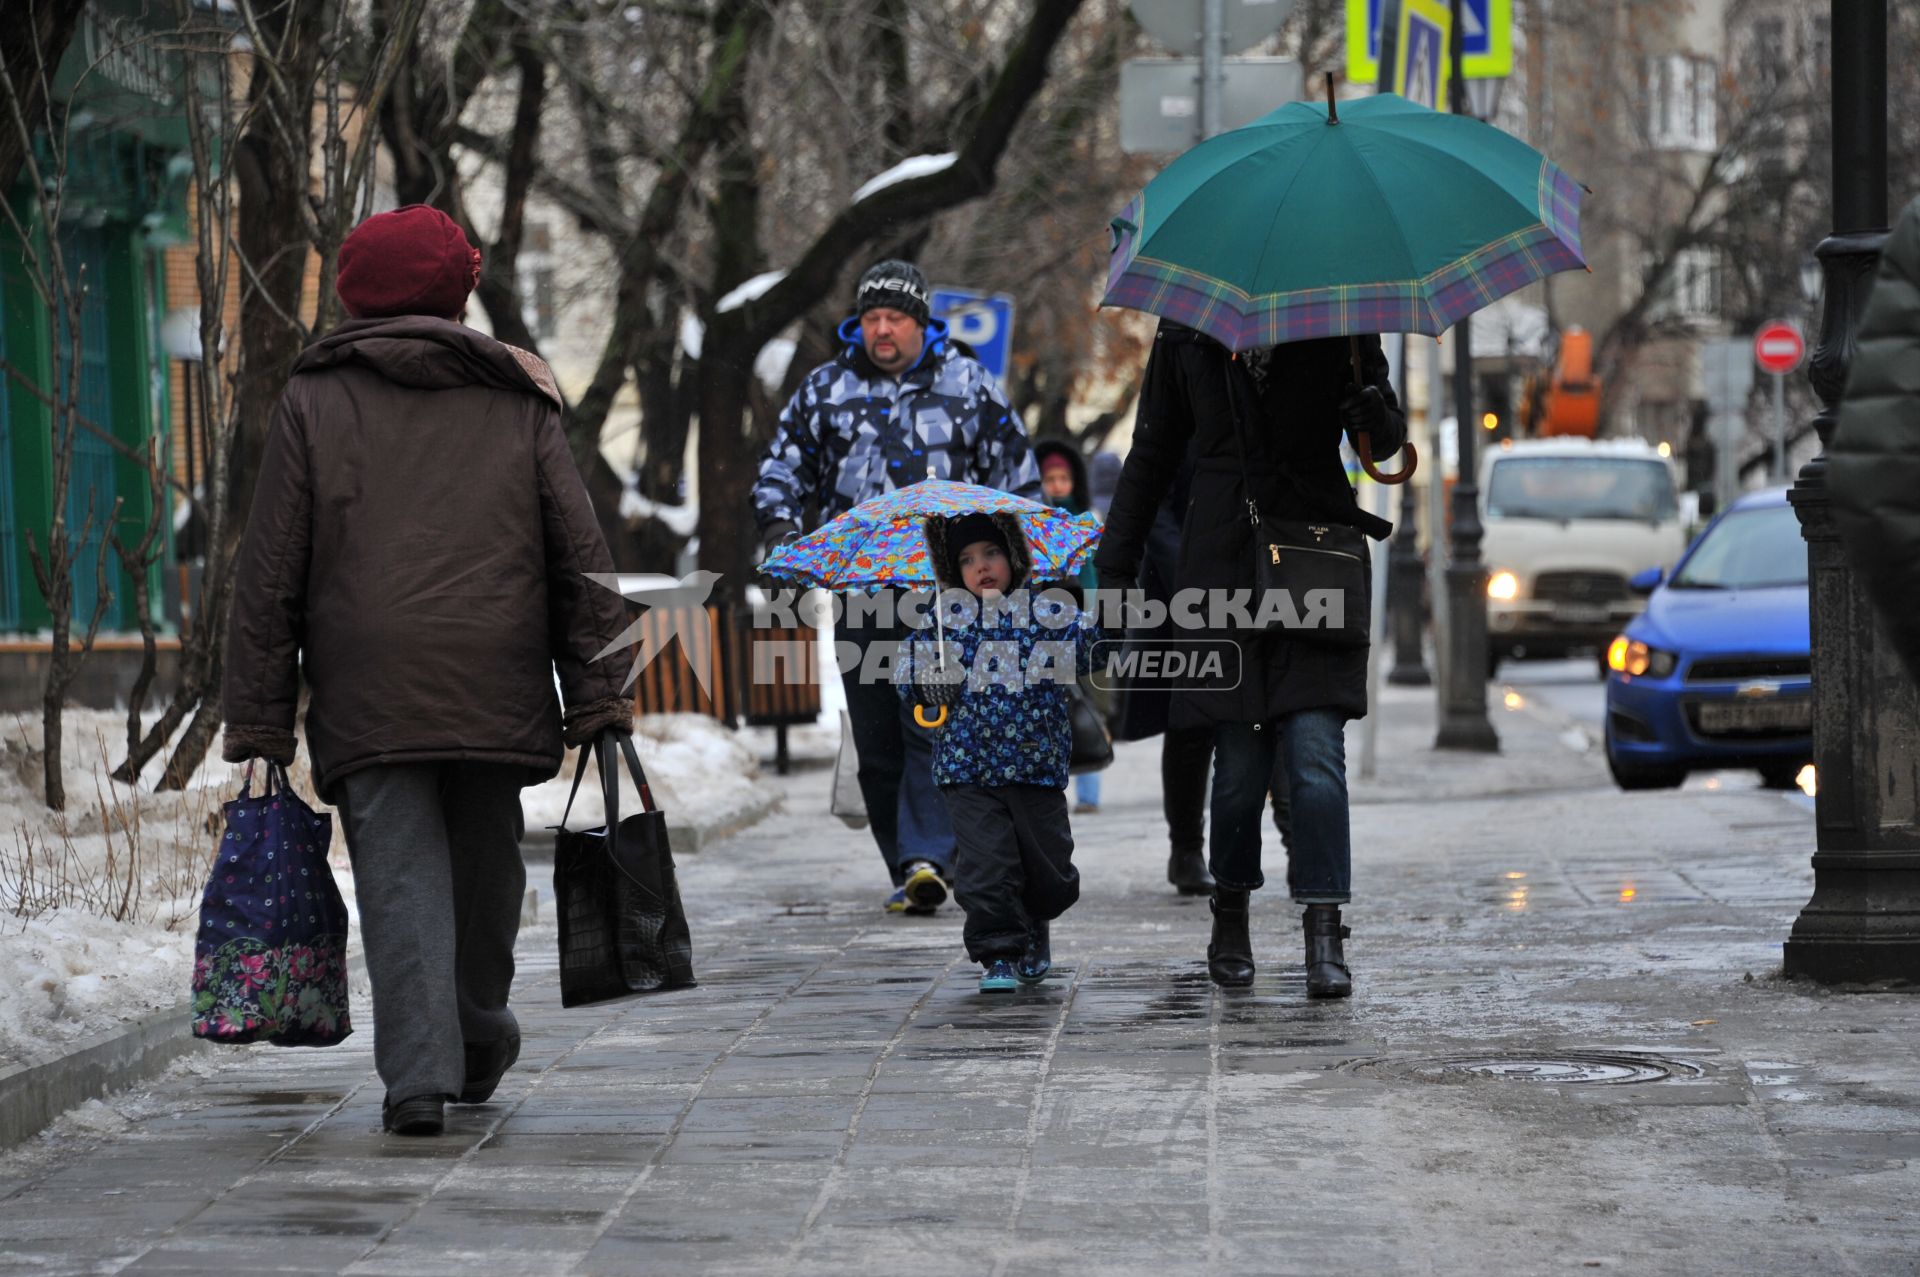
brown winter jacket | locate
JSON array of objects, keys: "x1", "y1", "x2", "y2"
[{"x1": 221, "y1": 316, "x2": 634, "y2": 800}]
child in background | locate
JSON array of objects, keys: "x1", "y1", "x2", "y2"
[
  {"x1": 1034, "y1": 442, "x2": 1104, "y2": 814},
  {"x1": 901, "y1": 511, "x2": 1099, "y2": 992}
]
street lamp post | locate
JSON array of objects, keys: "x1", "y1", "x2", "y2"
[
  {"x1": 1386, "y1": 475, "x2": 1430, "y2": 686},
  {"x1": 1782, "y1": 0, "x2": 1920, "y2": 983},
  {"x1": 1435, "y1": 0, "x2": 1498, "y2": 751}
]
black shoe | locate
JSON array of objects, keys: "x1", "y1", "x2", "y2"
[
  {"x1": 1207, "y1": 888, "x2": 1255, "y2": 988},
  {"x1": 458, "y1": 1035, "x2": 521, "y2": 1105},
  {"x1": 1304, "y1": 904, "x2": 1353, "y2": 999},
  {"x1": 381, "y1": 1094, "x2": 445, "y2": 1136},
  {"x1": 1168, "y1": 848, "x2": 1214, "y2": 896}
]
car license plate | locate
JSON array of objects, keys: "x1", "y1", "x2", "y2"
[
  {"x1": 1696, "y1": 699, "x2": 1811, "y2": 733},
  {"x1": 1556, "y1": 604, "x2": 1608, "y2": 624}
]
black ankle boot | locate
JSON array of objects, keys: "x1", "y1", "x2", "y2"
[
  {"x1": 1168, "y1": 848, "x2": 1214, "y2": 896},
  {"x1": 1303, "y1": 904, "x2": 1352, "y2": 999},
  {"x1": 1207, "y1": 889, "x2": 1255, "y2": 987}
]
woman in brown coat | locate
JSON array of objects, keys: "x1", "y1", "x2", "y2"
[{"x1": 222, "y1": 205, "x2": 633, "y2": 1135}]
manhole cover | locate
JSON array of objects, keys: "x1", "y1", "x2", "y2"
[{"x1": 1347, "y1": 1051, "x2": 1706, "y2": 1085}]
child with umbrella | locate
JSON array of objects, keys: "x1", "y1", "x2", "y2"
[{"x1": 899, "y1": 511, "x2": 1100, "y2": 991}]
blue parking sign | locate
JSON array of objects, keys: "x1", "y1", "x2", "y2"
[{"x1": 930, "y1": 288, "x2": 1016, "y2": 383}]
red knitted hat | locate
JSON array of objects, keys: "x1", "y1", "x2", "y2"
[{"x1": 336, "y1": 205, "x2": 482, "y2": 320}]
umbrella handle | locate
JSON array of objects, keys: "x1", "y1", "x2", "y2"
[
  {"x1": 1346, "y1": 335, "x2": 1416, "y2": 484},
  {"x1": 1356, "y1": 433, "x2": 1417, "y2": 485},
  {"x1": 913, "y1": 704, "x2": 948, "y2": 729}
]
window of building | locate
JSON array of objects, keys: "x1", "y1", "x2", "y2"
[
  {"x1": 1647, "y1": 246, "x2": 1722, "y2": 322},
  {"x1": 520, "y1": 219, "x2": 557, "y2": 340},
  {"x1": 1648, "y1": 54, "x2": 1718, "y2": 152},
  {"x1": 1751, "y1": 18, "x2": 1786, "y2": 92}
]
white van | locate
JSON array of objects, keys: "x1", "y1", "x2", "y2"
[{"x1": 1477, "y1": 438, "x2": 1688, "y2": 675}]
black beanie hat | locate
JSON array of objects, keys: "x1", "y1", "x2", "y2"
[
  {"x1": 945, "y1": 512, "x2": 1008, "y2": 584},
  {"x1": 856, "y1": 259, "x2": 931, "y2": 326}
]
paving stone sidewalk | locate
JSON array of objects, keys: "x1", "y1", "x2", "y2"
[{"x1": 2, "y1": 689, "x2": 1917, "y2": 1276}]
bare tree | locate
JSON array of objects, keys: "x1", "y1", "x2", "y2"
[
  {"x1": 0, "y1": 0, "x2": 88, "y2": 192},
  {"x1": 0, "y1": 14, "x2": 144, "y2": 809}
]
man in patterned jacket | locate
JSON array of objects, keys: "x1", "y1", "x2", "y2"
[{"x1": 753, "y1": 259, "x2": 1041, "y2": 913}]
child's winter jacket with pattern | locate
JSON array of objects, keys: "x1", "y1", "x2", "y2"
[{"x1": 896, "y1": 511, "x2": 1100, "y2": 789}]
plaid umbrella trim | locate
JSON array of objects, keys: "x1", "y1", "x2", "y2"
[{"x1": 1104, "y1": 162, "x2": 1586, "y2": 349}]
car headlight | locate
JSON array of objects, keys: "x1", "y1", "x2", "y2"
[
  {"x1": 1606, "y1": 636, "x2": 1676, "y2": 678},
  {"x1": 1487, "y1": 570, "x2": 1519, "y2": 601}
]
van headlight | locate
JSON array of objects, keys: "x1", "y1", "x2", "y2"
[
  {"x1": 1606, "y1": 636, "x2": 1676, "y2": 678},
  {"x1": 1487, "y1": 570, "x2": 1519, "y2": 601}
]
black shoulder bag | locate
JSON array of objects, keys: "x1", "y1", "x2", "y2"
[
  {"x1": 1223, "y1": 352, "x2": 1377, "y2": 649},
  {"x1": 553, "y1": 732, "x2": 695, "y2": 1006}
]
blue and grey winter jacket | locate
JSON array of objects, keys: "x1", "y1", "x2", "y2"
[
  {"x1": 895, "y1": 513, "x2": 1100, "y2": 789},
  {"x1": 752, "y1": 316, "x2": 1042, "y2": 532}
]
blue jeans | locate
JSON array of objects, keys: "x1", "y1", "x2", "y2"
[
  {"x1": 840, "y1": 610, "x2": 955, "y2": 885},
  {"x1": 1074, "y1": 772, "x2": 1101, "y2": 807},
  {"x1": 1209, "y1": 711, "x2": 1350, "y2": 902}
]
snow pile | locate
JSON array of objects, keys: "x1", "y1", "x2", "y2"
[
  {"x1": 852, "y1": 152, "x2": 958, "y2": 203},
  {"x1": 520, "y1": 713, "x2": 770, "y2": 835},
  {"x1": 0, "y1": 711, "x2": 245, "y2": 1070},
  {"x1": 716, "y1": 270, "x2": 788, "y2": 314}
]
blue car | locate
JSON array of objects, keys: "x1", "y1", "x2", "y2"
[{"x1": 1603, "y1": 488, "x2": 1811, "y2": 791}]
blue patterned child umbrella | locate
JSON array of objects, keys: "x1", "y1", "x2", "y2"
[{"x1": 760, "y1": 478, "x2": 1101, "y2": 591}]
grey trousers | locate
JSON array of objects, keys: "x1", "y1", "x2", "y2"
[{"x1": 337, "y1": 762, "x2": 526, "y2": 1102}]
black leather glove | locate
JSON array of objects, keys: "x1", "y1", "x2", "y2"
[
  {"x1": 1338, "y1": 384, "x2": 1388, "y2": 438},
  {"x1": 759, "y1": 519, "x2": 799, "y2": 559},
  {"x1": 1099, "y1": 573, "x2": 1140, "y2": 630}
]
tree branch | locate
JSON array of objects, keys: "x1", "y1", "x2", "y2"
[{"x1": 729, "y1": 0, "x2": 1085, "y2": 348}]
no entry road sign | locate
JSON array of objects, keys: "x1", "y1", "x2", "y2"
[{"x1": 1753, "y1": 321, "x2": 1805, "y2": 375}]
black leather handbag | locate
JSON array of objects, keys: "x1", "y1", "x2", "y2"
[
  {"x1": 1225, "y1": 354, "x2": 1375, "y2": 649},
  {"x1": 553, "y1": 733, "x2": 695, "y2": 1007},
  {"x1": 1067, "y1": 684, "x2": 1114, "y2": 774}
]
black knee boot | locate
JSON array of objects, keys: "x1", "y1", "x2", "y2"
[
  {"x1": 1208, "y1": 888, "x2": 1255, "y2": 987},
  {"x1": 1303, "y1": 904, "x2": 1352, "y2": 999}
]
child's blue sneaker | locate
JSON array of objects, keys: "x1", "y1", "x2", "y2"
[
  {"x1": 902, "y1": 861, "x2": 950, "y2": 911},
  {"x1": 1017, "y1": 920, "x2": 1051, "y2": 985},
  {"x1": 979, "y1": 959, "x2": 1018, "y2": 992}
]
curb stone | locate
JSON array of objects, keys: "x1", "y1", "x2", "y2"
[{"x1": 0, "y1": 1006, "x2": 207, "y2": 1151}]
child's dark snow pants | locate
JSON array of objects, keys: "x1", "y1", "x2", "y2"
[{"x1": 942, "y1": 784, "x2": 1080, "y2": 963}]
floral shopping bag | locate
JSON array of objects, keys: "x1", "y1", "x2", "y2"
[{"x1": 191, "y1": 762, "x2": 352, "y2": 1046}]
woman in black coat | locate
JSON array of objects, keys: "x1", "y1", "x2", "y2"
[{"x1": 1096, "y1": 320, "x2": 1406, "y2": 995}]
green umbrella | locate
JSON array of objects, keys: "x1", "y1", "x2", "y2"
[{"x1": 1103, "y1": 92, "x2": 1588, "y2": 352}]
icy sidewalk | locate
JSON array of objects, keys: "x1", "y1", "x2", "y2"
[{"x1": 1, "y1": 690, "x2": 1917, "y2": 1276}]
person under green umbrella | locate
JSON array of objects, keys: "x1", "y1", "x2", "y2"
[{"x1": 1096, "y1": 322, "x2": 1404, "y2": 998}]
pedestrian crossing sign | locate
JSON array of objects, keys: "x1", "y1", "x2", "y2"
[
  {"x1": 1392, "y1": 0, "x2": 1452, "y2": 110},
  {"x1": 1346, "y1": 0, "x2": 1513, "y2": 84}
]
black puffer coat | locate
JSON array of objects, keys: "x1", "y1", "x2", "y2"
[
  {"x1": 1095, "y1": 322, "x2": 1405, "y2": 726},
  {"x1": 1832, "y1": 196, "x2": 1920, "y2": 684}
]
